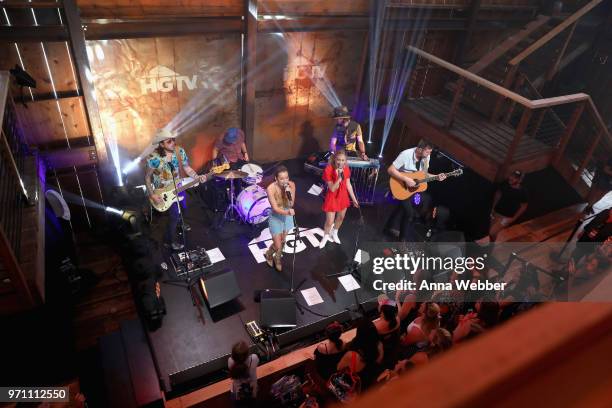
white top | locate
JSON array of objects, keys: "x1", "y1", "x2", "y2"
[
  {"x1": 392, "y1": 147, "x2": 430, "y2": 173},
  {"x1": 228, "y1": 354, "x2": 259, "y2": 400}
]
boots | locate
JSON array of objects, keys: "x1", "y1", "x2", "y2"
[
  {"x1": 265, "y1": 246, "x2": 275, "y2": 268},
  {"x1": 331, "y1": 229, "x2": 341, "y2": 244},
  {"x1": 273, "y1": 248, "x2": 283, "y2": 272}
]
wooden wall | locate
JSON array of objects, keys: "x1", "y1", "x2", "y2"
[
  {"x1": 252, "y1": 30, "x2": 367, "y2": 161},
  {"x1": 87, "y1": 35, "x2": 242, "y2": 172}
]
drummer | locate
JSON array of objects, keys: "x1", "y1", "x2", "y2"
[{"x1": 212, "y1": 127, "x2": 249, "y2": 169}]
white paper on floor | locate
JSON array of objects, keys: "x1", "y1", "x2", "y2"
[
  {"x1": 338, "y1": 274, "x2": 361, "y2": 291},
  {"x1": 207, "y1": 248, "x2": 226, "y2": 264},
  {"x1": 307, "y1": 184, "x2": 323, "y2": 196},
  {"x1": 354, "y1": 249, "x2": 370, "y2": 264},
  {"x1": 301, "y1": 287, "x2": 324, "y2": 306}
]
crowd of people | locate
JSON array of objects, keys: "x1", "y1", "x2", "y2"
[{"x1": 227, "y1": 292, "x2": 540, "y2": 407}]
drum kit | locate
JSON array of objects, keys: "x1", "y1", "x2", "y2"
[{"x1": 215, "y1": 163, "x2": 272, "y2": 225}]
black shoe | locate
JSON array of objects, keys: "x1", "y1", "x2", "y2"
[{"x1": 183, "y1": 223, "x2": 192, "y2": 232}]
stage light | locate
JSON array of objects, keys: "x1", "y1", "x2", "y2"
[
  {"x1": 123, "y1": 157, "x2": 142, "y2": 174},
  {"x1": 412, "y1": 193, "x2": 421, "y2": 206},
  {"x1": 105, "y1": 206, "x2": 123, "y2": 215}
]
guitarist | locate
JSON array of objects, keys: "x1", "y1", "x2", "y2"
[
  {"x1": 145, "y1": 129, "x2": 209, "y2": 250},
  {"x1": 386, "y1": 140, "x2": 446, "y2": 241}
]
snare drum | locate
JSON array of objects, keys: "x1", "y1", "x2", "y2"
[
  {"x1": 237, "y1": 185, "x2": 271, "y2": 224},
  {"x1": 240, "y1": 163, "x2": 263, "y2": 185}
]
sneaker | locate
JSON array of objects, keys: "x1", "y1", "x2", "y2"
[
  {"x1": 180, "y1": 223, "x2": 191, "y2": 232},
  {"x1": 319, "y1": 234, "x2": 330, "y2": 249},
  {"x1": 331, "y1": 229, "x2": 341, "y2": 244}
]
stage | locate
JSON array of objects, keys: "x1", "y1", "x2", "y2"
[{"x1": 139, "y1": 156, "x2": 581, "y2": 394}]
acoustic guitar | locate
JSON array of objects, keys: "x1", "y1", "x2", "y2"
[
  {"x1": 150, "y1": 162, "x2": 229, "y2": 212},
  {"x1": 389, "y1": 169, "x2": 463, "y2": 200}
]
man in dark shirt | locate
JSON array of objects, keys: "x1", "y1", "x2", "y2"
[
  {"x1": 571, "y1": 207, "x2": 612, "y2": 263},
  {"x1": 489, "y1": 170, "x2": 528, "y2": 241}
]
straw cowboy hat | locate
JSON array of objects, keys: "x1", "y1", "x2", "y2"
[
  {"x1": 151, "y1": 128, "x2": 177, "y2": 145},
  {"x1": 331, "y1": 105, "x2": 351, "y2": 119}
]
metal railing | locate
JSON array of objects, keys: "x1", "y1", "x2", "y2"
[{"x1": 0, "y1": 73, "x2": 28, "y2": 262}]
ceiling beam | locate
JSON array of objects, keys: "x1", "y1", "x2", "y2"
[
  {"x1": 84, "y1": 18, "x2": 244, "y2": 40},
  {"x1": 1, "y1": 0, "x2": 61, "y2": 8},
  {"x1": 258, "y1": 16, "x2": 368, "y2": 33},
  {"x1": 63, "y1": 0, "x2": 108, "y2": 165},
  {"x1": 0, "y1": 25, "x2": 68, "y2": 42}
]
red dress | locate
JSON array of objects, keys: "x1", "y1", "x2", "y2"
[{"x1": 322, "y1": 164, "x2": 351, "y2": 212}]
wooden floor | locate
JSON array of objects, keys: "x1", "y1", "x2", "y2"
[{"x1": 407, "y1": 96, "x2": 553, "y2": 164}]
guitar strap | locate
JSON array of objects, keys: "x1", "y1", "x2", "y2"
[{"x1": 174, "y1": 145, "x2": 187, "y2": 179}]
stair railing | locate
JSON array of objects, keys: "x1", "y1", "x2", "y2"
[
  {"x1": 491, "y1": 0, "x2": 605, "y2": 120},
  {"x1": 407, "y1": 45, "x2": 611, "y2": 186},
  {"x1": 0, "y1": 71, "x2": 34, "y2": 307}
]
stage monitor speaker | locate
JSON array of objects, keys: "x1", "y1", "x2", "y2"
[
  {"x1": 260, "y1": 289, "x2": 297, "y2": 329},
  {"x1": 199, "y1": 269, "x2": 241, "y2": 308}
]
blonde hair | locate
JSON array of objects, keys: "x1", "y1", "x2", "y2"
[{"x1": 330, "y1": 148, "x2": 347, "y2": 170}]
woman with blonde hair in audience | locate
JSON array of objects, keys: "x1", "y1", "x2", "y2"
[{"x1": 401, "y1": 302, "x2": 440, "y2": 349}]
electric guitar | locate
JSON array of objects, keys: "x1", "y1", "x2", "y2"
[
  {"x1": 389, "y1": 169, "x2": 463, "y2": 200},
  {"x1": 150, "y1": 162, "x2": 229, "y2": 212}
]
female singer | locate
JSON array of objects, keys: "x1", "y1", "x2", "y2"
[
  {"x1": 319, "y1": 149, "x2": 359, "y2": 248},
  {"x1": 265, "y1": 165, "x2": 296, "y2": 272}
]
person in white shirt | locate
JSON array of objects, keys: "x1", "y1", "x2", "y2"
[{"x1": 386, "y1": 140, "x2": 446, "y2": 241}]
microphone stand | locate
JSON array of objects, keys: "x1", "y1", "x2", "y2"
[
  {"x1": 161, "y1": 161, "x2": 205, "y2": 324},
  {"x1": 286, "y1": 186, "x2": 306, "y2": 315}
]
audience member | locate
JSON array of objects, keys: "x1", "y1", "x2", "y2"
[
  {"x1": 228, "y1": 341, "x2": 259, "y2": 407},
  {"x1": 337, "y1": 319, "x2": 384, "y2": 389},
  {"x1": 313, "y1": 322, "x2": 345, "y2": 381},
  {"x1": 401, "y1": 302, "x2": 441, "y2": 349},
  {"x1": 374, "y1": 299, "x2": 401, "y2": 368}
]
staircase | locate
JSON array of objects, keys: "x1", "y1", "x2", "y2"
[{"x1": 399, "y1": 0, "x2": 610, "y2": 195}]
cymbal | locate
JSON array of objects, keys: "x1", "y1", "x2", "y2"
[{"x1": 215, "y1": 170, "x2": 249, "y2": 180}]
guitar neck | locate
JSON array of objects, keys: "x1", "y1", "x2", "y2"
[
  {"x1": 175, "y1": 172, "x2": 210, "y2": 194},
  {"x1": 418, "y1": 171, "x2": 455, "y2": 184}
]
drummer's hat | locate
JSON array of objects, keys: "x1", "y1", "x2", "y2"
[
  {"x1": 331, "y1": 105, "x2": 351, "y2": 119},
  {"x1": 151, "y1": 128, "x2": 177, "y2": 145}
]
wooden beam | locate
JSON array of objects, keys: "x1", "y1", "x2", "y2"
[
  {"x1": 0, "y1": 0, "x2": 60, "y2": 8},
  {"x1": 14, "y1": 90, "x2": 80, "y2": 105},
  {"x1": 84, "y1": 18, "x2": 244, "y2": 40},
  {"x1": 446, "y1": 78, "x2": 465, "y2": 129},
  {"x1": 242, "y1": 0, "x2": 257, "y2": 160},
  {"x1": 258, "y1": 16, "x2": 368, "y2": 33},
  {"x1": 509, "y1": 0, "x2": 604, "y2": 66},
  {"x1": 497, "y1": 108, "x2": 532, "y2": 181},
  {"x1": 552, "y1": 101, "x2": 585, "y2": 165},
  {"x1": 62, "y1": 0, "x2": 108, "y2": 164},
  {"x1": 491, "y1": 64, "x2": 518, "y2": 122},
  {"x1": 468, "y1": 15, "x2": 550, "y2": 74},
  {"x1": 545, "y1": 22, "x2": 577, "y2": 83},
  {"x1": 0, "y1": 25, "x2": 68, "y2": 42},
  {"x1": 454, "y1": 0, "x2": 482, "y2": 66},
  {"x1": 572, "y1": 129, "x2": 603, "y2": 185}
]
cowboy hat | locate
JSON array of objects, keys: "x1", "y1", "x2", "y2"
[
  {"x1": 331, "y1": 105, "x2": 351, "y2": 119},
  {"x1": 151, "y1": 128, "x2": 177, "y2": 145}
]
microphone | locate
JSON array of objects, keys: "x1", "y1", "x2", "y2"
[
  {"x1": 166, "y1": 161, "x2": 175, "y2": 171},
  {"x1": 338, "y1": 167, "x2": 344, "y2": 180},
  {"x1": 285, "y1": 185, "x2": 292, "y2": 202}
]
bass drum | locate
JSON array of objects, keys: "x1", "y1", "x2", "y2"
[{"x1": 237, "y1": 185, "x2": 271, "y2": 224}]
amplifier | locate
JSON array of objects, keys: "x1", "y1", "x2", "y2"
[{"x1": 171, "y1": 247, "x2": 212, "y2": 278}]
